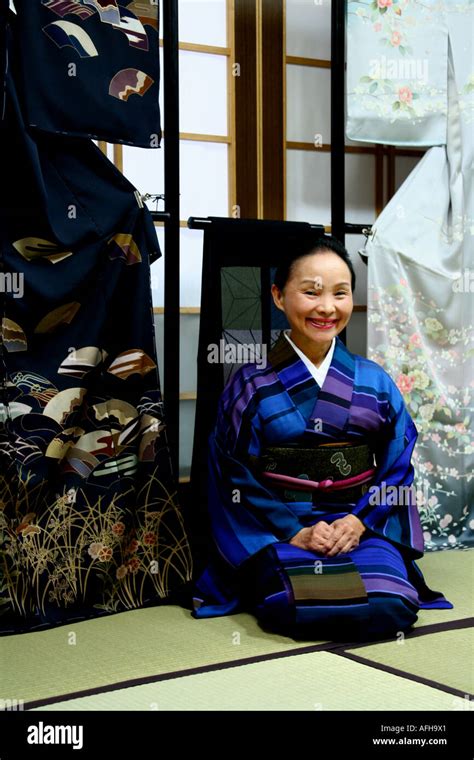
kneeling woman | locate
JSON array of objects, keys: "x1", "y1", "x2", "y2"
[{"x1": 192, "y1": 236, "x2": 452, "y2": 640}]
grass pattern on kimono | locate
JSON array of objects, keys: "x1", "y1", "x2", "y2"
[{"x1": 0, "y1": 467, "x2": 193, "y2": 618}]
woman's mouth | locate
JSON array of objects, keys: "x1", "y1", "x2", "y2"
[{"x1": 307, "y1": 318, "x2": 338, "y2": 331}]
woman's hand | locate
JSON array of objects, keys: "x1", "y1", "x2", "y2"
[
  {"x1": 323, "y1": 514, "x2": 366, "y2": 557},
  {"x1": 289, "y1": 521, "x2": 334, "y2": 554}
]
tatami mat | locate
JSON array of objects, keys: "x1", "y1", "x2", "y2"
[
  {"x1": 1, "y1": 548, "x2": 472, "y2": 709},
  {"x1": 341, "y1": 628, "x2": 474, "y2": 695},
  {"x1": 30, "y1": 650, "x2": 463, "y2": 711},
  {"x1": 415, "y1": 550, "x2": 473, "y2": 625},
  {"x1": 0, "y1": 607, "x2": 332, "y2": 706}
]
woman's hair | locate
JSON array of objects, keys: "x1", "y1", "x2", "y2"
[{"x1": 273, "y1": 235, "x2": 356, "y2": 292}]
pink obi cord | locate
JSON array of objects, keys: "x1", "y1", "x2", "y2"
[{"x1": 261, "y1": 468, "x2": 376, "y2": 492}]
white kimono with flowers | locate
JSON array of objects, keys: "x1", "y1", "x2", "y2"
[
  {"x1": 347, "y1": 0, "x2": 448, "y2": 145},
  {"x1": 347, "y1": 0, "x2": 473, "y2": 549}
]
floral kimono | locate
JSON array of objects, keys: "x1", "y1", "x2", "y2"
[{"x1": 0, "y1": 4, "x2": 191, "y2": 634}]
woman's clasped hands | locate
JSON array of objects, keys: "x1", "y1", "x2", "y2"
[{"x1": 289, "y1": 515, "x2": 366, "y2": 557}]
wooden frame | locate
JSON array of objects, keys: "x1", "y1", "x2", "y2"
[
  {"x1": 261, "y1": 0, "x2": 285, "y2": 219},
  {"x1": 286, "y1": 55, "x2": 331, "y2": 68},
  {"x1": 282, "y1": 0, "x2": 287, "y2": 220},
  {"x1": 227, "y1": 0, "x2": 237, "y2": 214},
  {"x1": 113, "y1": 25, "x2": 236, "y2": 213},
  {"x1": 234, "y1": 0, "x2": 259, "y2": 216}
]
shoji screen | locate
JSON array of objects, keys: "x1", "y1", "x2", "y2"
[{"x1": 118, "y1": 0, "x2": 235, "y2": 479}]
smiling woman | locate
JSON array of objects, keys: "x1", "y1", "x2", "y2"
[
  {"x1": 271, "y1": 236, "x2": 354, "y2": 365},
  {"x1": 192, "y1": 235, "x2": 453, "y2": 642}
]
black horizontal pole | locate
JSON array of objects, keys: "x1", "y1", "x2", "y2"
[
  {"x1": 187, "y1": 217, "x2": 213, "y2": 229},
  {"x1": 150, "y1": 211, "x2": 171, "y2": 222},
  {"x1": 187, "y1": 218, "x2": 372, "y2": 242},
  {"x1": 344, "y1": 223, "x2": 373, "y2": 235},
  {"x1": 187, "y1": 216, "x2": 336, "y2": 232}
]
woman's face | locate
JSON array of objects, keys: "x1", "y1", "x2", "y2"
[{"x1": 271, "y1": 251, "x2": 353, "y2": 352}]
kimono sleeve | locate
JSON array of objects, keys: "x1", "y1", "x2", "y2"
[
  {"x1": 351, "y1": 373, "x2": 425, "y2": 557},
  {"x1": 206, "y1": 366, "x2": 303, "y2": 569}
]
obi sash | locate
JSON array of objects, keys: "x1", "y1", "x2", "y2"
[{"x1": 258, "y1": 442, "x2": 375, "y2": 505}]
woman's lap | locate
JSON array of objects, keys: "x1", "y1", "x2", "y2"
[{"x1": 240, "y1": 536, "x2": 420, "y2": 640}]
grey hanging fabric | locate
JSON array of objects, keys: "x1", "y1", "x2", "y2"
[
  {"x1": 10, "y1": 0, "x2": 161, "y2": 148},
  {"x1": 348, "y1": 2, "x2": 473, "y2": 549}
]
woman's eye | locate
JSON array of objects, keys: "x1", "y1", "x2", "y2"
[{"x1": 304, "y1": 290, "x2": 319, "y2": 296}]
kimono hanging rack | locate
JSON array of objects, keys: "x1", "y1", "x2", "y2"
[
  {"x1": 331, "y1": 3, "x2": 373, "y2": 246},
  {"x1": 188, "y1": 217, "x2": 373, "y2": 240},
  {"x1": 159, "y1": 0, "x2": 180, "y2": 476},
  {"x1": 188, "y1": 218, "x2": 339, "y2": 232}
]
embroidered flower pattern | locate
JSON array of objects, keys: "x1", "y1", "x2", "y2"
[
  {"x1": 348, "y1": 0, "x2": 449, "y2": 126},
  {"x1": 0, "y1": 471, "x2": 193, "y2": 615},
  {"x1": 368, "y1": 281, "x2": 473, "y2": 550}
]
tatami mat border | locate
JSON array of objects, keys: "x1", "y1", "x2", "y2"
[
  {"x1": 339, "y1": 617, "x2": 474, "y2": 652},
  {"x1": 333, "y1": 650, "x2": 473, "y2": 701},
  {"x1": 331, "y1": 617, "x2": 474, "y2": 702},
  {"x1": 23, "y1": 617, "x2": 473, "y2": 711}
]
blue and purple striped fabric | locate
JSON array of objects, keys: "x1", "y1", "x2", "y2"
[{"x1": 193, "y1": 333, "x2": 453, "y2": 632}]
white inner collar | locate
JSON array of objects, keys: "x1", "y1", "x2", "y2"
[{"x1": 283, "y1": 330, "x2": 336, "y2": 387}]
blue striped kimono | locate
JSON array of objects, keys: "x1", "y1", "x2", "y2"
[{"x1": 192, "y1": 333, "x2": 453, "y2": 640}]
